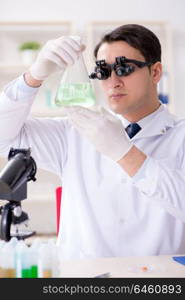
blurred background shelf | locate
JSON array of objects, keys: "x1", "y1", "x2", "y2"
[{"x1": 0, "y1": 21, "x2": 74, "y2": 118}]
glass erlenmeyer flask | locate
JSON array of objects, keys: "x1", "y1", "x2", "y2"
[{"x1": 55, "y1": 53, "x2": 96, "y2": 107}]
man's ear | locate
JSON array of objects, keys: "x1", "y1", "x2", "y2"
[{"x1": 151, "y1": 62, "x2": 162, "y2": 84}]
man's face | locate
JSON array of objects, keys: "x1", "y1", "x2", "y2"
[{"x1": 97, "y1": 41, "x2": 159, "y2": 117}]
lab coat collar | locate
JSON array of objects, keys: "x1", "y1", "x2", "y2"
[{"x1": 131, "y1": 104, "x2": 176, "y2": 140}]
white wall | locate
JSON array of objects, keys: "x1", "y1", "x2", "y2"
[{"x1": 1, "y1": 0, "x2": 185, "y2": 116}]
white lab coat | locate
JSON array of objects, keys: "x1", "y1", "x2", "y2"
[{"x1": 0, "y1": 77, "x2": 185, "y2": 260}]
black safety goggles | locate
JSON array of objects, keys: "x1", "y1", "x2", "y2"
[{"x1": 89, "y1": 56, "x2": 153, "y2": 80}]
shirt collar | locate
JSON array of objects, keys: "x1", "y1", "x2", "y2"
[{"x1": 117, "y1": 103, "x2": 176, "y2": 139}]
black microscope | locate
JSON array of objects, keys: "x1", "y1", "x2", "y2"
[{"x1": 0, "y1": 148, "x2": 37, "y2": 241}]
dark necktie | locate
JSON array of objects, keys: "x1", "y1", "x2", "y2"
[{"x1": 125, "y1": 123, "x2": 141, "y2": 139}]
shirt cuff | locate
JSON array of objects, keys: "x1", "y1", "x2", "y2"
[
  {"x1": 131, "y1": 156, "x2": 159, "y2": 196},
  {"x1": 4, "y1": 75, "x2": 40, "y2": 102},
  {"x1": 17, "y1": 74, "x2": 40, "y2": 94},
  {"x1": 132, "y1": 156, "x2": 150, "y2": 182}
]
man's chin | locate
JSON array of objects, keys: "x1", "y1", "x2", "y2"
[{"x1": 109, "y1": 104, "x2": 126, "y2": 115}]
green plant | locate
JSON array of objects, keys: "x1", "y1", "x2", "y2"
[{"x1": 19, "y1": 41, "x2": 41, "y2": 51}]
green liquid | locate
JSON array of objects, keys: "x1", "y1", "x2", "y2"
[
  {"x1": 30, "y1": 265, "x2": 38, "y2": 278},
  {"x1": 21, "y1": 268, "x2": 31, "y2": 278},
  {"x1": 55, "y1": 83, "x2": 96, "y2": 107}
]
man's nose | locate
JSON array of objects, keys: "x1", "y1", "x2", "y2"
[{"x1": 108, "y1": 70, "x2": 124, "y2": 88}]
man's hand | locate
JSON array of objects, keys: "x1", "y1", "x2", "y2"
[
  {"x1": 63, "y1": 106, "x2": 133, "y2": 161},
  {"x1": 29, "y1": 36, "x2": 85, "y2": 81}
]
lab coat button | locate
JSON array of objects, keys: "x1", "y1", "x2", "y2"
[{"x1": 161, "y1": 129, "x2": 166, "y2": 134}]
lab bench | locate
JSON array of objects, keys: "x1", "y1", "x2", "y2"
[{"x1": 59, "y1": 254, "x2": 185, "y2": 278}]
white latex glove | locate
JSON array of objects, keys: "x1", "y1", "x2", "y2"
[
  {"x1": 30, "y1": 36, "x2": 84, "y2": 81},
  {"x1": 63, "y1": 106, "x2": 133, "y2": 161}
]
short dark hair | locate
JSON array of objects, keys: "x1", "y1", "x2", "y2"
[{"x1": 94, "y1": 24, "x2": 161, "y2": 63}]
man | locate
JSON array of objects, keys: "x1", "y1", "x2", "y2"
[{"x1": 0, "y1": 24, "x2": 185, "y2": 260}]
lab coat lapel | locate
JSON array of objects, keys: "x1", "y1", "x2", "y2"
[{"x1": 131, "y1": 106, "x2": 176, "y2": 140}]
